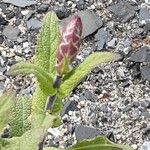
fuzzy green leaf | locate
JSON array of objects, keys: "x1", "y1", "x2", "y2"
[
  {"x1": 1, "y1": 114, "x2": 56, "y2": 150},
  {"x1": 0, "y1": 91, "x2": 15, "y2": 132},
  {"x1": 68, "y1": 136, "x2": 133, "y2": 150},
  {"x1": 35, "y1": 11, "x2": 60, "y2": 75},
  {"x1": 0, "y1": 138, "x2": 10, "y2": 149},
  {"x1": 9, "y1": 96, "x2": 31, "y2": 137},
  {"x1": 60, "y1": 52, "x2": 120, "y2": 99},
  {"x1": 7, "y1": 62, "x2": 56, "y2": 95},
  {"x1": 32, "y1": 11, "x2": 60, "y2": 113}
]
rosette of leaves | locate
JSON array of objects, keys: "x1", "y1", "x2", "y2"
[{"x1": 0, "y1": 11, "x2": 133, "y2": 150}]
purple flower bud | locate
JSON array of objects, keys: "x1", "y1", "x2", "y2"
[{"x1": 56, "y1": 15, "x2": 82, "y2": 75}]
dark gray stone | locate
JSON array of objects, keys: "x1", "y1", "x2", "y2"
[
  {"x1": 0, "y1": 15, "x2": 8, "y2": 25},
  {"x1": 61, "y1": 100, "x2": 78, "y2": 117},
  {"x1": 53, "y1": 6, "x2": 71, "y2": 20},
  {"x1": 3, "y1": 25, "x2": 20, "y2": 41},
  {"x1": 95, "y1": 28, "x2": 108, "y2": 50},
  {"x1": 141, "y1": 66, "x2": 150, "y2": 81},
  {"x1": 0, "y1": 3, "x2": 7, "y2": 12},
  {"x1": 75, "y1": 125, "x2": 103, "y2": 140},
  {"x1": 0, "y1": 35, "x2": 3, "y2": 44},
  {"x1": 84, "y1": 90, "x2": 96, "y2": 102},
  {"x1": 27, "y1": 18, "x2": 42, "y2": 30},
  {"x1": 3, "y1": 0, "x2": 36, "y2": 8},
  {"x1": 108, "y1": 1, "x2": 136, "y2": 23},
  {"x1": 78, "y1": 10, "x2": 103, "y2": 38},
  {"x1": 37, "y1": 4, "x2": 49, "y2": 13},
  {"x1": 129, "y1": 46, "x2": 150, "y2": 62},
  {"x1": 139, "y1": 7, "x2": 150, "y2": 25}
]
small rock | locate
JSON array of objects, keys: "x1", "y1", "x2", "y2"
[
  {"x1": 53, "y1": 6, "x2": 71, "y2": 20},
  {"x1": 120, "y1": 81, "x2": 130, "y2": 87},
  {"x1": 107, "y1": 38, "x2": 116, "y2": 48},
  {"x1": 99, "y1": 104, "x2": 109, "y2": 113},
  {"x1": 75, "y1": 125, "x2": 103, "y2": 140},
  {"x1": 95, "y1": 28, "x2": 108, "y2": 50},
  {"x1": 37, "y1": 4, "x2": 49, "y2": 13},
  {"x1": 108, "y1": 1, "x2": 136, "y2": 23},
  {"x1": 84, "y1": 90, "x2": 96, "y2": 102},
  {"x1": 141, "y1": 66, "x2": 150, "y2": 81},
  {"x1": 141, "y1": 100, "x2": 150, "y2": 108},
  {"x1": 130, "y1": 46, "x2": 150, "y2": 62},
  {"x1": 3, "y1": 26, "x2": 20, "y2": 41},
  {"x1": 5, "y1": 11, "x2": 15, "y2": 19},
  {"x1": 27, "y1": 18, "x2": 42, "y2": 30},
  {"x1": 117, "y1": 38, "x2": 131, "y2": 55},
  {"x1": 122, "y1": 105, "x2": 132, "y2": 112},
  {"x1": 60, "y1": 100, "x2": 78, "y2": 117},
  {"x1": 0, "y1": 35, "x2": 3, "y2": 44},
  {"x1": 0, "y1": 15, "x2": 8, "y2": 25},
  {"x1": 140, "y1": 142, "x2": 150, "y2": 150},
  {"x1": 139, "y1": 7, "x2": 150, "y2": 25},
  {"x1": 3, "y1": 0, "x2": 37, "y2": 8},
  {"x1": 0, "y1": 3, "x2": 7, "y2": 12},
  {"x1": 76, "y1": 0, "x2": 86, "y2": 10}
]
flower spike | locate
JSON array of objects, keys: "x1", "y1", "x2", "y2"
[{"x1": 56, "y1": 15, "x2": 82, "y2": 75}]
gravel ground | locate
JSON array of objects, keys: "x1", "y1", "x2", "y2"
[{"x1": 0, "y1": 0, "x2": 150, "y2": 150}]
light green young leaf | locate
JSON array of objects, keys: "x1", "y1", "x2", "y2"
[
  {"x1": 32, "y1": 11, "x2": 60, "y2": 113},
  {"x1": 0, "y1": 91, "x2": 15, "y2": 132},
  {"x1": 9, "y1": 96, "x2": 31, "y2": 137},
  {"x1": 2, "y1": 114, "x2": 57, "y2": 150},
  {"x1": 7, "y1": 62, "x2": 56, "y2": 95},
  {"x1": 68, "y1": 136, "x2": 133, "y2": 150},
  {"x1": 60, "y1": 52, "x2": 120, "y2": 99}
]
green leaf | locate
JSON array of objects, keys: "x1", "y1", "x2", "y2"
[
  {"x1": 2, "y1": 114, "x2": 57, "y2": 150},
  {"x1": 9, "y1": 96, "x2": 31, "y2": 137},
  {"x1": 60, "y1": 52, "x2": 120, "y2": 99},
  {"x1": 0, "y1": 91, "x2": 15, "y2": 132},
  {"x1": 7, "y1": 62, "x2": 56, "y2": 95},
  {"x1": 32, "y1": 11, "x2": 60, "y2": 113},
  {"x1": 68, "y1": 136, "x2": 133, "y2": 150},
  {"x1": 35, "y1": 11, "x2": 60, "y2": 75},
  {"x1": 0, "y1": 138, "x2": 10, "y2": 149}
]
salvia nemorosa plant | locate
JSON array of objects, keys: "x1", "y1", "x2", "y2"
[{"x1": 0, "y1": 12, "x2": 133, "y2": 150}]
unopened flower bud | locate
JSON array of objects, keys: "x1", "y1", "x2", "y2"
[{"x1": 56, "y1": 15, "x2": 82, "y2": 75}]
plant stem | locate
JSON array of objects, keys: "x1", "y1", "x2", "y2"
[{"x1": 44, "y1": 75, "x2": 62, "y2": 112}]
